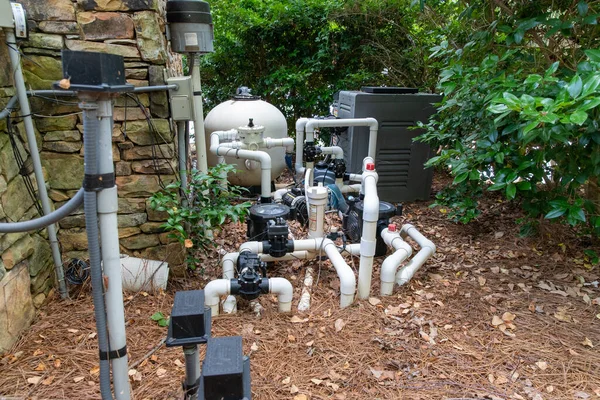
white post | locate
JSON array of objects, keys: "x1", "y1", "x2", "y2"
[{"x1": 191, "y1": 54, "x2": 208, "y2": 172}]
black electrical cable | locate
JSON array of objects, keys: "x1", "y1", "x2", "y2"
[
  {"x1": 6, "y1": 115, "x2": 44, "y2": 216},
  {"x1": 64, "y1": 258, "x2": 90, "y2": 285}
]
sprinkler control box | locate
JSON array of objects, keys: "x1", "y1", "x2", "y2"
[
  {"x1": 201, "y1": 336, "x2": 251, "y2": 400},
  {"x1": 0, "y1": 0, "x2": 13, "y2": 29}
]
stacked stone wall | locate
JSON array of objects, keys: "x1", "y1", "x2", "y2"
[{"x1": 0, "y1": 0, "x2": 183, "y2": 353}]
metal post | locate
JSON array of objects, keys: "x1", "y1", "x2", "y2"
[
  {"x1": 177, "y1": 121, "x2": 188, "y2": 200},
  {"x1": 5, "y1": 29, "x2": 68, "y2": 299},
  {"x1": 97, "y1": 97, "x2": 131, "y2": 400},
  {"x1": 191, "y1": 53, "x2": 208, "y2": 173}
]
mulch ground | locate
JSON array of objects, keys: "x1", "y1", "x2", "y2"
[{"x1": 1, "y1": 173, "x2": 599, "y2": 400}]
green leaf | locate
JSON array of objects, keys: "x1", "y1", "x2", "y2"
[
  {"x1": 513, "y1": 30, "x2": 525, "y2": 44},
  {"x1": 503, "y1": 92, "x2": 521, "y2": 108},
  {"x1": 506, "y1": 183, "x2": 517, "y2": 199},
  {"x1": 495, "y1": 152, "x2": 505, "y2": 164},
  {"x1": 545, "y1": 209, "x2": 566, "y2": 219},
  {"x1": 158, "y1": 318, "x2": 169, "y2": 327},
  {"x1": 517, "y1": 181, "x2": 531, "y2": 191},
  {"x1": 585, "y1": 49, "x2": 600, "y2": 62},
  {"x1": 150, "y1": 312, "x2": 165, "y2": 321},
  {"x1": 488, "y1": 182, "x2": 506, "y2": 191},
  {"x1": 568, "y1": 75, "x2": 583, "y2": 99},
  {"x1": 578, "y1": 1, "x2": 589, "y2": 16},
  {"x1": 453, "y1": 171, "x2": 469, "y2": 185},
  {"x1": 570, "y1": 110, "x2": 588, "y2": 125},
  {"x1": 582, "y1": 74, "x2": 600, "y2": 97},
  {"x1": 524, "y1": 74, "x2": 543, "y2": 85},
  {"x1": 488, "y1": 103, "x2": 509, "y2": 114}
]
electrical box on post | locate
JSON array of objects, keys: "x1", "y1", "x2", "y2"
[
  {"x1": 167, "y1": 76, "x2": 195, "y2": 121},
  {"x1": 0, "y1": 0, "x2": 14, "y2": 29}
]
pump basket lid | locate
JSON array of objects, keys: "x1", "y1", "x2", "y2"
[{"x1": 249, "y1": 203, "x2": 290, "y2": 222}]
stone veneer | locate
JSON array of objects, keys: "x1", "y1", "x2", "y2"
[{"x1": 0, "y1": 0, "x2": 184, "y2": 353}]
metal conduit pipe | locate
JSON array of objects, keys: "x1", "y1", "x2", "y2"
[
  {"x1": 380, "y1": 228, "x2": 413, "y2": 296},
  {"x1": 1, "y1": 85, "x2": 179, "y2": 121},
  {"x1": 396, "y1": 224, "x2": 436, "y2": 286},
  {"x1": 6, "y1": 29, "x2": 68, "y2": 299},
  {"x1": 80, "y1": 103, "x2": 113, "y2": 400},
  {"x1": 0, "y1": 188, "x2": 84, "y2": 233}
]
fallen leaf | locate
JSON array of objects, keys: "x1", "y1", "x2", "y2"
[
  {"x1": 575, "y1": 391, "x2": 590, "y2": 399},
  {"x1": 495, "y1": 375, "x2": 508, "y2": 385},
  {"x1": 184, "y1": 238, "x2": 193, "y2": 248},
  {"x1": 288, "y1": 334, "x2": 296, "y2": 342},
  {"x1": 34, "y1": 362, "x2": 46, "y2": 371},
  {"x1": 492, "y1": 316, "x2": 504, "y2": 326},
  {"x1": 488, "y1": 373, "x2": 495, "y2": 384},
  {"x1": 128, "y1": 369, "x2": 137, "y2": 376},
  {"x1": 311, "y1": 378, "x2": 323, "y2": 385},
  {"x1": 494, "y1": 231, "x2": 504, "y2": 239},
  {"x1": 290, "y1": 316, "x2": 307, "y2": 323},
  {"x1": 174, "y1": 359, "x2": 184, "y2": 368},
  {"x1": 568, "y1": 348, "x2": 581, "y2": 356},
  {"x1": 546, "y1": 385, "x2": 554, "y2": 393},
  {"x1": 502, "y1": 312, "x2": 516, "y2": 322},
  {"x1": 90, "y1": 366, "x2": 100, "y2": 376},
  {"x1": 27, "y1": 377, "x2": 42, "y2": 385},
  {"x1": 491, "y1": 267, "x2": 500, "y2": 273},
  {"x1": 290, "y1": 384, "x2": 299, "y2": 394},
  {"x1": 368, "y1": 297, "x2": 381, "y2": 306},
  {"x1": 554, "y1": 307, "x2": 572, "y2": 322},
  {"x1": 305, "y1": 340, "x2": 314, "y2": 347},
  {"x1": 54, "y1": 359, "x2": 61, "y2": 368},
  {"x1": 535, "y1": 361, "x2": 548, "y2": 371},
  {"x1": 250, "y1": 342, "x2": 259, "y2": 351},
  {"x1": 33, "y1": 349, "x2": 43, "y2": 356},
  {"x1": 88, "y1": 332, "x2": 97, "y2": 339},
  {"x1": 73, "y1": 376, "x2": 85, "y2": 383},
  {"x1": 326, "y1": 381, "x2": 340, "y2": 391},
  {"x1": 67, "y1": 329, "x2": 79, "y2": 334},
  {"x1": 156, "y1": 368, "x2": 167, "y2": 377},
  {"x1": 281, "y1": 376, "x2": 291, "y2": 384},
  {"x1": 150, "y1": 354, "x2": 158, "y2": 362},
  {"x1": 582, "y1": 337, "x2": 594, "y2": 348},
  {"x1": 478, "y1": 276, "x2": 487, "y2": 286},
  {"x1": 334, "y1": 319, "x2": 346, "y2": 332},
  {"x1": 41, "y1": 375, "x2": 54, "y2": 386},
  {"x1": 293, "y1": 395, "x2": 308, "y2": 400}
]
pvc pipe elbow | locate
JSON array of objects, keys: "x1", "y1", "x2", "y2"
[
  {"x1": 269, "y1": 277, "x2": 293, "y2": 312},
  {"x1": 323, "y1": 239, "x2": 356, "y2": 297},
  {"x1": 295, "y1": 117, "x2": 309, "y2": 132},
  {"x1": 364, "y1": 117, "x2": 378, "y2": 129},
  {"x1": 238, "y1": 241, "x2": 262, "y2": 253},
  {"x1": 273, "y1": 188, "x2": 291, "y2": 202},
  {"x1": 401, "y1": 224, "x2": 436, "y2": 253},
  {"x1": 204, "y1": 279, "x2": 231, "y2": 317}
]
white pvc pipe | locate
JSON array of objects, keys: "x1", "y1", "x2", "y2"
[
  {"x1": 238, "y1": 241, "x2": 263, "y2": 253},
  {"x1": 348, "y1": 173, "x2": 363, "y2": 182},
  {"x1": 96, "y1": 99, "x2": 130, "y2": 399},
  {"x1": 273, "y1": 188, "x2": 291, "y2": 202},
  {"x1": 305, "y1": 118, "x2": 378, "y2": 160},
  {"x1": 269, "y1": 277, "x2": 293, "y2": 312},
  {"x1": 357, "y1": 168, "x2": 379, "y2": 299},
  {"x1": 295, "y1": 118, "x2": 309, "y2": 178},
  {"x1": 260, "y1": 251, "x2": 311, "y2": 262},
  {"x1": 264, "y1": 137, "x2": 295, "y2": 153},
  {"x1": 396, "y1": 224, "x2": 436, "y2": 286},
  {"x1": 341, "y1": 243, "x2": 361, "y2": 256},
  {"x1": 297, "y1": 266, "x2": 314, "y2": 312},
  {"x1": 320, "y1": 146, "x2": 344, "y2": 159},
  {"x1": 210, "y1": 134, "x2": 272, "y2": 198},
  {"x1": 204, "y1": 279, "x2": 231, "y2": 317},
  {"x1": 222, "y1": 252, "x2": 239, "y2": 279},
  {"x1": 341, "y1": 184, "x2": 361, "y2": 194},
  {"x1": 293, "y1": 238, "x2": 356, "y2": 308},
  {"x1": 380, "y1": 228, "x2": 413, "y2": 296}
]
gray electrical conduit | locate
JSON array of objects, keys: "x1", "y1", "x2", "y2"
[
  {"x1": 0, "y1": 188, "x2": 83, "y2": 233},
  {"x1": 81, "y1": 104, "x2": 114, "y2": 400},
  {"x1": 0, "y1": 85, "x2": 177, "y2": 120}
]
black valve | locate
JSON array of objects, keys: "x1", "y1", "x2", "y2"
[
  {"x1": 303, "y1": 141, "x2": 320, "y2": 163},
  {"x1": 333, "y1": 159, "x2": 346, "y2": 179},
  {"x1": 265, "y1": 217, "x2": 292, "y2": 258},
  {"x1": 232, "y1": 252, "x2": 268, "y2": 301}
]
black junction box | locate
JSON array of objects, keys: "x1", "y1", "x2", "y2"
[
  {"x1": 57, "y1": 50, "x2": 134, "y2": 92},
  {"x1": 202, "y1": 336, "x2": 247, "y2": 400},
  {"x1": 166, "y1": 290, "x2": 211, "y2": 347}
]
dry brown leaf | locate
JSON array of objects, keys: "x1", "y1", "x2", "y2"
[
  {"x1": 554, "y1": 307, "x2": 572, "y2": 322},
  {"x1": 582, "y1": 337, "x2": 594, "y2": 348},
  {"x1": 156, "y1": 368, "x2": 167, "y2": 377},
  {"x1": 250, "y1": 342, "x2": 259, "y2": 351},
  {"x1": 288, "y1": 334, "x2": 296, "y2": 342},
  {"x1": 281, "y1": 376, "x2": 291, "y2": 384},
  {"x1": 334, "y1": 318, "x2": 346, "y2": 332},
  {"x1": 293, "y1": 395, "x2": 308, "y2": 400},
  {"x1": 33, "y1": 349, "x2": 44, "y2": 356},
  {"x1": 492, "y1": 315, "x2": 504, "y2": 326},
  {"x1": 305, "y1": 340, "x2": 314, "y2": 347},
  {"x1": 325, "y1": 381, "x2": 340, "y2": 391},
  {"x1": 67, "y1": 329, "x2": 79, "y2": 334},
  {"x1": 41, "y1": 375, "x2": 55, "y2": 386},
  {"x1": 290, "y1": 384, "x2": 299, "y2": 394},
  {"x1": 478, "y1": 276, "x2": 487, "y2": 286},
  {"x1": 150, "y1": 354, "x2": 158, "y2": 362},
  {"x1": 27, "y1": 377, "x2": 42, "y2": 385},
  {"x1": 546, "y1": 386, "x2": 554, "y2": 393},
  {"x1": 90, "y1": 366, "x2": 100, "y2": 376},
  {"x1": 174, "y1": 359, "x2": 184, "y2": 368},
  {"x1": 184, "y1": 239, "x2": 193, "y2": 248},
  {"x1": 502, "y1": 311, "x2": 516, "y2": 322},
  {"x1": 488, "y1": 373, "x2": 495, "y2": 384},
  {"x1": 495, "y1": 375, "x2": 508, "y2": 385},
  {"x1": 290, "y1": 316, "x2": 307, "y2": 323},
  {"x1": 310, "y1": 378, "x2": 323, "y2": 385},
  {"x1": 368, "y1": 297, "x2": 381, "y2": 306},
  {"x1": 53, "y1": 359, "x2": 61, "y2": 369},
  {"x1": 535, "y1": 361, "x2": 548, "y2": 371},
  {"x1": 568, "y1": 348, "x2": 581, "y2": 356},
  {"x1": 73, "y1": 376, "x2": 85, "y2": 383},
  {"x1": 34, "y1": 362, "x2": 46, "y2": 371}
]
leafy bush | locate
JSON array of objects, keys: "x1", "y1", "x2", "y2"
[
  {"x1": 417, "y1": 2, "x2": 600, "y2": 236},
  {"x1": 149, "y1": 164, "x2": 251, "y2": 270}
]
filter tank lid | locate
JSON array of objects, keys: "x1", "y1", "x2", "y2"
[
  {"x1": 166, "y1": 0, "x2": 212, "y2": 24},
  {"x1": 249, "y1": 203, "x2": 290, "y2": 222}
]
